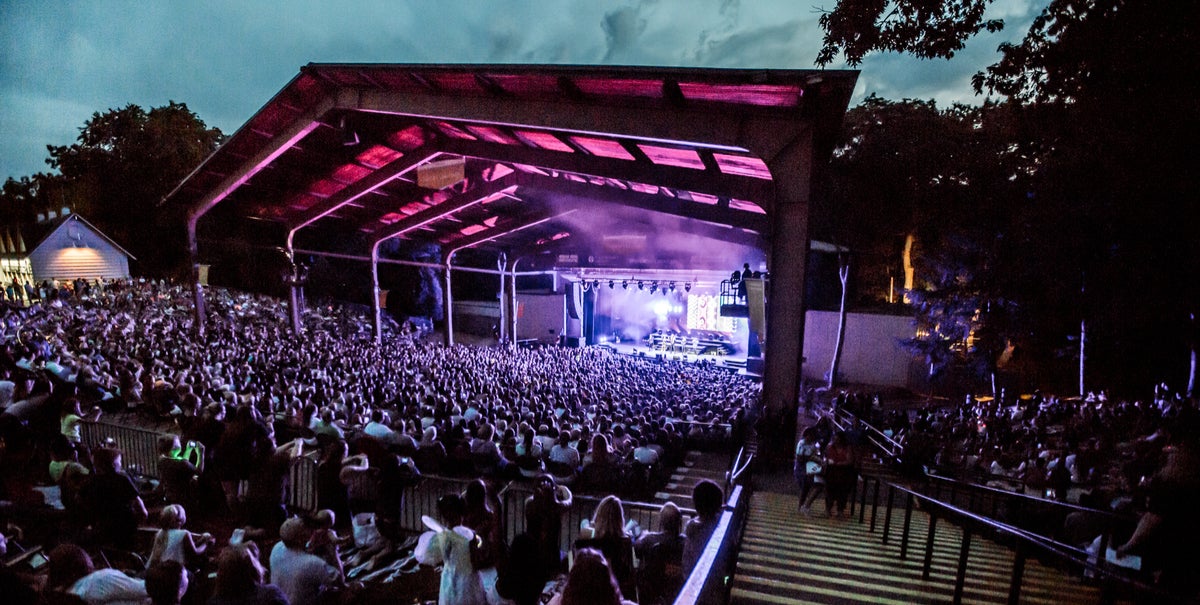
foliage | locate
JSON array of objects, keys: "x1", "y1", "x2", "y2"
[
  {"x1": 32, "y1": 102, "x2": 224, "y2": 276},
  {"x1": 817, "y1": 0, "x2": 1003, "y2": 66}
]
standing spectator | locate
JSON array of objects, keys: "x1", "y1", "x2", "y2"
[
  {"x1": 83, "y1": 447, "x2": 147, "y2": 551},
  {"x1": 823, "y1": 432, "x2": 856, "y2": 518},
  {"x1": 794, "y1": 427, "x2": 824, "y2": 514},
  {"x1": 525, "y1": 474, "x2": 573, "y2": 581},
  {"x1": 147, "y1": 504, "x2": 214, "y2": 570},
  {"x1": 415, "y1": 494, "x2": 487, "y2": 605}
]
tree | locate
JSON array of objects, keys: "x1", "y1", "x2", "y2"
[
  {"x1": 975, "y1": 0, "x2": 1200, "y2": 394},
  {"x1": 820, "y1": 97, "x2": 1039, "y2": 391},
  {"x1": 816, "y1": 0, "x2": 1003, "y2": 66},
  {"x1": 45, "y1": 102, "x2": 223, "y2": 276}
]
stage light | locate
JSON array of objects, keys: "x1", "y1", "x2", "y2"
[
  {"x1": 608, "y1": 280, "x2": 614, "y2": 289},
  {"x1": 622, "y1": 280, "x2": 629, "y2": 290},
  {"x1": 638, "y1": 281, "x2": 645, "y2": 291},
  {"x1": 669, "y1": 281, "x2": 676, "y2": 292},
  {"x1": 592, "y1": 280, "x2": 600, "y2": 289},
  {"x1": 684, "y1": 282, "x2": 692, "y2": 292},
  {"x1": 650, "y1": 282, "x2": 658, "y2": 294}
]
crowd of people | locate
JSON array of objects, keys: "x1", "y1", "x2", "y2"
[
  {"x1": 839, "y1": 386, "x2": 1200, "y2": 595},
  {"x1": 0, "y1": 278, "x2": 757, "y2": 605}
]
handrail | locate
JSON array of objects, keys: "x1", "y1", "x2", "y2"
[
  {"x1": 923, "y1": 471, "x2": 1130, "y2": 521},
  {"x1": 831, "y1": 406, "x2": 903, "y2": 459},
  {"x1": 833, "y1": 408, "x2": 1128, "y2": 529},
  {"x1": 861, "y1": 476, "x2": 1182, "y2": 604},
  {"x1": 673, "y1": 484, "x2": 745, "y2": 605}
]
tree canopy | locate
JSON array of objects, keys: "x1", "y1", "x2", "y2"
[{"x1": 2, "y1": 102, "x2": 223, "y2": 276}]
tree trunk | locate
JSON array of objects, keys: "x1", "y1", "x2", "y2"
[
  {"x1": 1188, "y1": 311, "x2": 1196, "y2": 398},
  {"x1": 1079, "y1": 318, "x2": 1087, "y2": 398},
  {"x1": 827, "y1": 255, "x2": 850, "y2": 390}
]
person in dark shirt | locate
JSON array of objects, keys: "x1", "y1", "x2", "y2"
[{"x1": 83, "y1": 447, "x2": 147, "y2": 551}]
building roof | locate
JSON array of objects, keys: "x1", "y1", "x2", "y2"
[
  {"x1": 0, "y1": 214, "x2": 136, "y2": 260},
  {"x1": 164, "y1": 64, "x2": 857, "y2": 273}
]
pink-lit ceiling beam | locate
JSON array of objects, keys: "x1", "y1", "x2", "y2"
[
  {"x1": 286, "y1": 144, "x2": 443, "y2": 251},
  {"x1": 367, "y1": 172, "x2": 520, "y2": 342},
  {"x1": 184, "y1": 94, "x2": 339, "y2": 336},
  {"x1": 434, "y1": 137, "x2": 772, "y2": 205},
  {"x1": 441, "y1": 208, "x2": 576, "y2": 347},
  {"x1": 509, "y1": 171, "x2": 768, "y2": 233},
  {"x1": 367, "y1": 173, "x2": 522, "y2": 244}
]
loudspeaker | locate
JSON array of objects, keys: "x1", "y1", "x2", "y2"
[{"x1": 567, "y1": 282, "x2": 581, "y2": 319}]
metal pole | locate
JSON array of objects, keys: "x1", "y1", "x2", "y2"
[
  {"x1": 953, "y1": 528, "x2": 972, "y2": 605},
  {"x1": 186, "y1": 218, "x2": 206, "y2": 338},
  {"x1": 497, "y1": 253, "x2": 507, "y2": 343},
  {"x1": 443, "y1": 257, "x2": 454, "y2": 346},
  {"x1": 370, "y1": 242, "x2": 382, "y2": 344},
  {"x1": 294, "y1": 247, "x2": 553, "y2": 276},
  {"x1": 508, "y1": 257, "x2": 521, "y2": 348},
  {"x1": 1007, "y1": 544, "x2": 1026, "y2": 605},
  {"x1": 870, "y1": 478, "x2": 881, "y2": 533},
  {"x1": 882, "y1": 486, "x2": 895, "y2": 545},
  {"x1": 922, "y1": 512, "x2": 938, "y2": 580},
  {"x1": 900, "y1": 493, "x2": 914, "y2": 559}
]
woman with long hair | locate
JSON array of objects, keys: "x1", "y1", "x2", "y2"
[
  {"x1": 548, "y1": 548, "x2": 636, "y2": 605},
  {"x1": 207, "y1": 543, "x2": 287, "y2": 605}
]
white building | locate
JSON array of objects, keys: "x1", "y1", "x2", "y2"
[{"x1": 1, "y1": 214, "x2": 134, "y2": 285}]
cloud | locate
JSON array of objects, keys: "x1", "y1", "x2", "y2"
[
  {"x1": 0, "y1": 0, "x2": 1051, "y2": 181},
  {"x1": 601, "y1": 4, "x2": 651, "y2": 63}
]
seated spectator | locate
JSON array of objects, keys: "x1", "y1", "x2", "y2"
[
  {"x1": 682, "y1": 479, "x2": 724, "y2": 574},
  {"x1": 208, "y1": 542, "x2": 287, "y2": 605},
  {"x1": 269, "y1": 517, "x2": 342, "y2": 605},
  {"x1": 47, "y1": 543, "x2": 148, "y2": 605},
  {"x1": 147, "y1": 504, "x2": 214, "y2": 570},
  {"x1": 575, "y1": 495, "x2": 635, "y2": 598},
  {"x1": 547, "y1": 548, "x2": 636, "y2": 605},
  {"x1": 1114, "y1": 437, "x2": 1200, "y2": 597},
  {"x1": 145, "y1": 560, "x2": 188, "y2": 605},
  {"x1": 635, "y1": 501, "x2": 686, "y2": 604}
]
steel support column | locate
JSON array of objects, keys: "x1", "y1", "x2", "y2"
[
  {"x1": 443, "y1": 259, "x2": 454, "y2": 346},
  {"x1": 186, "y1": 220, "x2": 206, "y2": 338},
  {"x1": 371, "y1": 243, "x2": 382, "y2": 344},
  {"x1": 508, "y1": 257, "x2": 522, "y2": 348}
]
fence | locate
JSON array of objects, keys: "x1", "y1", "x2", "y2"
[{"x1": 80, "y1": 420, "x2": 169, "y2": 480}]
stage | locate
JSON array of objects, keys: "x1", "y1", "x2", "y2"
[{"x1": 598, "y1": 339, "x2": 758, "y2": 377}]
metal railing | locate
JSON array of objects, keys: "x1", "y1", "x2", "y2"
[
  {"x1": 854, "y1": 475, "x2": 1181, "y2": 604},
  {"x1": 80, "y1": 420, "x2": 170, "y2": 480}
]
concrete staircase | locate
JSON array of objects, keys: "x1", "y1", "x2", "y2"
[{"x1": 730, "y1": 491, "x2": 1108, "y2": 605}]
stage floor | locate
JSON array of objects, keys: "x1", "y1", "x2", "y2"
[{"x1": 602, "y1": 340, "x2": 757, "y2": 376}]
